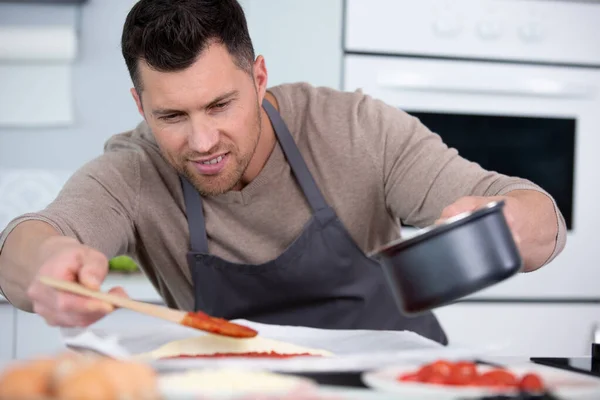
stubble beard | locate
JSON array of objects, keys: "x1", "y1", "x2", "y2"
[{"x1": 179, "y1": 103, "x2": 262, "y2": 197}]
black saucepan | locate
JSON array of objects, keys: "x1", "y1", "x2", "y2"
[{"x1": 371, "y1": 200, "x2": 522, "y2": 315}]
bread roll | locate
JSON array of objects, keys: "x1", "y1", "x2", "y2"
[
  {"x1": 90, "y1": 358, "x2": 158, "y2": 400},
  {"x1": 53, "y1": 360, "x2": 118, "y2": 400},
  {"x1": 0, "y1": 351, "x2": 158, "y2": 400},
  {"x1": 54, "y1": 357, "x2": 158, "y2": 400},
  {"x1": 0, "y1": 358, "x2": 55, "y2": 399}
]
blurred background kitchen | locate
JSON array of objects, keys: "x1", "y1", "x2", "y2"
[{"x1": 0, "y1": 0, "x2": 599, "y2": 362}]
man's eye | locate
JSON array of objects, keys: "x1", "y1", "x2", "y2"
[
  {"x1": 160, "y1": 114, "x2": 181, "y2": 121},
  {"x1": 212, "y1": 101, "x2": 230, "y2": 110}
]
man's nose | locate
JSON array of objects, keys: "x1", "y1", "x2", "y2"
[{"x1": 188, "y1": 119, "x2": 219, "y2": 153}]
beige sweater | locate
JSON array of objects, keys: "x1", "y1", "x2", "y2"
[{"x1": 0, "y1": 83, "x2": 566, "y2": 309}]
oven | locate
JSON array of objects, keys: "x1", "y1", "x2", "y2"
[{"x1": 342, "y1": 0, "x2": 600, "y2": 355}]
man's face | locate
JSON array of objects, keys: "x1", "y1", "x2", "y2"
[{"x1": 132, "y1": 43, "x2": 267, "y2": 196}]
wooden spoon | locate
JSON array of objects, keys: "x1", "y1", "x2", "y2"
[{"x1": 38, "y1": 276, "x2": 257, "y2": 339}]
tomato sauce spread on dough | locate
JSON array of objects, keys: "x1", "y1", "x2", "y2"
[
  {"x1": 162, "y1": 352, "x2": 319, "y2": 359},
  {"x1": 181, "y1": 311, "x2": 257, "y2": 338}
]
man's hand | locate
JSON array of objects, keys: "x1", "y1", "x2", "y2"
[
  {"x1": 436, "y1": 190, "x2": 559, "y2": 272},
  {"x1": 436, "y1": 195, "x2": 522, "y2": 245},
  {"x1": 26, "y1": 236, "x2": 128, "y2": 327}
]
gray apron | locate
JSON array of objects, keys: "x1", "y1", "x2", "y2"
[{"x1": 181, "y1": 100, "x2": 448, "y2": 344}]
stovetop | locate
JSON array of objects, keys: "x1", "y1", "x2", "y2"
[{"x1": 530, "y1": 356, "x2": 600, "y2": 378}]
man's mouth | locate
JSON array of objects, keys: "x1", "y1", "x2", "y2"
[
  {"x1": 192, "y1": 153, "x2": 229, "y2": 175},
  {"x1": 200, "y1": 154, "x2": 225, "y2": 165}
]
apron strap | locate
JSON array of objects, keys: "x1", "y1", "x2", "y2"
[
  {"x1": 181, "y1": 177, "x2": 209, "y2": 253},
  {"x1": 181, "y1": 98, "x2": 330, "y2": 253},
  {"x1": 262, "y1": 100, "x2": 328, "y2": 213}
]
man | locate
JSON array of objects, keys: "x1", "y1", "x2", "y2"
[{"x1": 0, "y1": 0, "x2": 565, "y2": 344}]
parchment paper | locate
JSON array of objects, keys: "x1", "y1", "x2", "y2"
[{"x1": 61, "y1": 319, "x2": 494, "y2": 373}]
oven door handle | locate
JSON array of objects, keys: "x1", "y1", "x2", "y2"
[{"x1": 377, "y1": 74, "x2": 595, "y2": 99}]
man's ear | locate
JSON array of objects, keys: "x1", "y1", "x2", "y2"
[
  {"x1": 131, "y1": 88, "x2": 145, "y2": 119},
  {"x1": 252, "y1": 55, "x2": 268, "y2": 103}
]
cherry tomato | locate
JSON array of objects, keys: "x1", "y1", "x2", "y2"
[
  {"x1": 397, "y1": 372, "x2": 419, "y2": 382},
  {"x1": 425, "y1": 373, "x2": 448, "y2": 385},
  {"x1": 447, "y1": 361, "x2": 479, "y2": 385},
  {"x1": 432, "y1": 360, "x2": 454, "y2": 376},
  {"x1": 416, "y1": 364, "x2": 439, "y2": 381},
  {"x1": 416, "y1": 362, "x2": 450, "y2": 382},
  {"x1": 519, "y1": 373, "x2": 545, "y2": 392},
  {"x1": 475, "y1": 369, "x2": 518, "y2": 388}
]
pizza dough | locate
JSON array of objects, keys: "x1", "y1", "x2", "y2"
[{"x1": 136, "y1": 333, "x2": 334, "y2": 359}]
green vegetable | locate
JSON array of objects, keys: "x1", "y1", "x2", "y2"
[{"x1": 108, "y1": 255, "x2": 139, "y2": 272}]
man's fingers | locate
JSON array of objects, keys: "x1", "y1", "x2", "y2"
[
  {"x1": 77, "y1": 250, "x2": 109, "y2": 290},
  {"x1": 439, "y1": 198, "x2": 481, "y2": 220},
  {"x1": 28, "y1": 241, "x2": 116, "y2": 328},
  {"x1": 55, "y1": 292, "x2": 113, "y2": 314},
  {"x1": 54, "y1": 287, "x2": 129, "y2": 318},
  {"x1": 108, "y1": 286, "x2": 129, "y2": 298},
  {"x1": 504, "y1": 211, "x2": 515, "y2": 224},
  {"x1": 439, "y1": 207, "x2": 456, "y2": 220},
  {"x1": 32, "y1": 303, "x2": 55, "y2": 325},
  {"x1": 54, "y1": 291, "x2": 87, "y2": 312},
  {"x1": 514, "y1": 233, "x2": 522, "y2": 245},
  {"x1": 499, "y1": 206, "x2": 521, "y2": 246},
  {"x1": 53, "y1": 311, "x2": 108, "y2": 328},
  {"x1": 52, "y1": 293, "x2": 113, "y2": 327},
  {"x1": 503, "y1": 207, "x2": 517, "y2": 229},
  {"x1": 438, "y1": 206, "x2": 473, "y2": 221},
  {"x1": 508, "y1": 220, "x2": 522, "y2": 246},
  {"x1": 33, "y1": 302, "x2": 104, "y2": 328}
]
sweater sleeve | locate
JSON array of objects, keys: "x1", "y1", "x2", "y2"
[{"x1": 355, "y1": 92, "x2": 567, "y2": 265}]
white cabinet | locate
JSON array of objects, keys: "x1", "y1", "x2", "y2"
[
  {"x1": 241, "y1": 0, "x2": 343, "y2": 89},
  {"x1": 0, "y1": 304, "x2": 14, "y2": 361},
  {"x1": 434, "y1": 303, "x2": 600, "y2": 357},
  {"x1": 15, "y1": 311, "x2": 66, "y2": 360}
]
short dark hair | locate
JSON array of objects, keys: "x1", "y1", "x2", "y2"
[{"x1": 121, "y1": 0, "x2": 255, "y2": 91}]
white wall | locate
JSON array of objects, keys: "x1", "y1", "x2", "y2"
[
  {"x1": 243, "y1": 0, "x2": 343, "y2": 90},
  {"x1": 0, "y1": 0, "x2": 141, "y2": 170},
  {"x1": 0, "y1": 0, "x2": 343, "y2": 231},
  {"x1": 0, "y1": 0, "x2": 343, "y2": 171}
]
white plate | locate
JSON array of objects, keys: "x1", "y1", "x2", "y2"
[
  {"x1": 160, "y1": 386, "x2": 396, "y2": 400},
  {"x1": 158, "y1": 371, "x2": 397, "y2": 399},
  {"x1": 160, "y1": 375, "x2": 396, "y2": 400},
  {"x1": 362, "y1": 362, "x2": 600, "y2": 399},
  {"x1": 158, "y1": 368, "x2": 318, "y2": 399}
]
